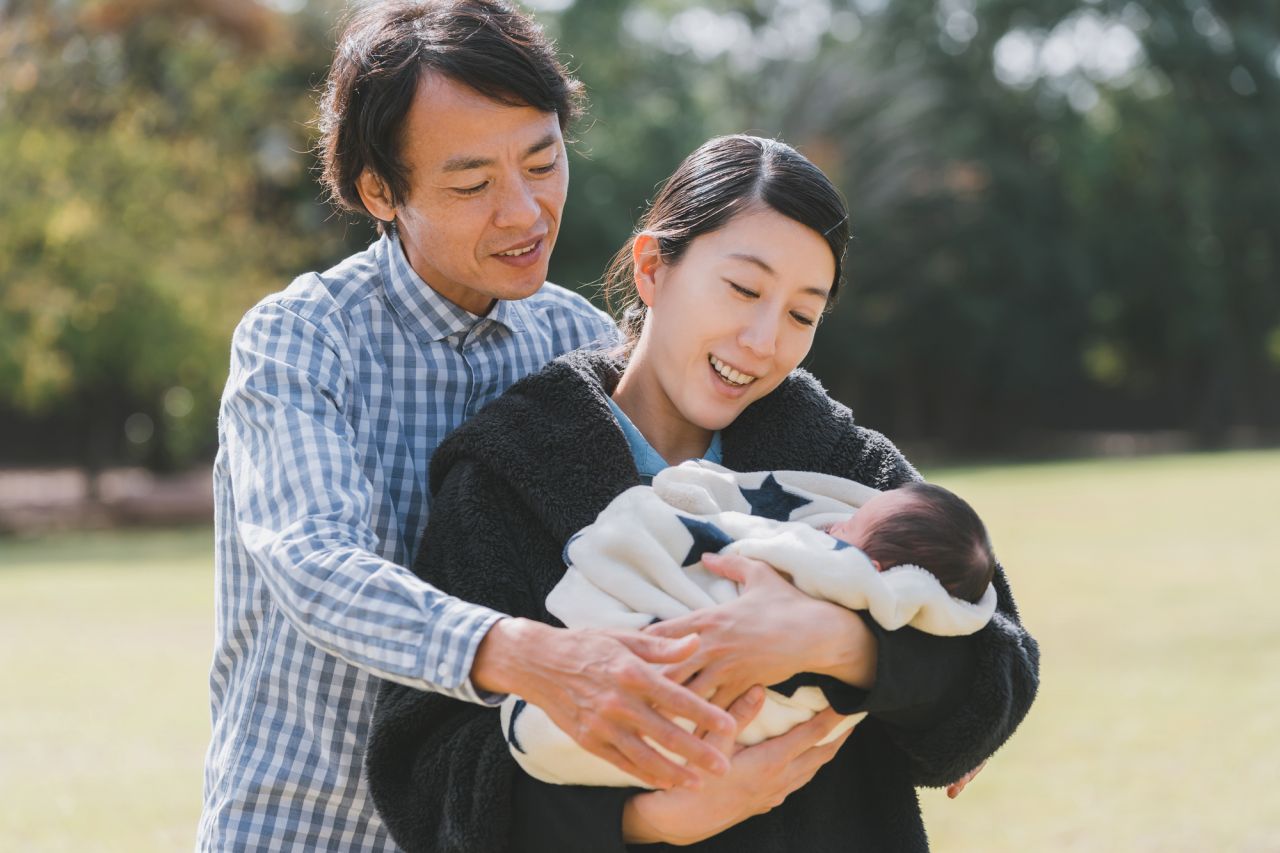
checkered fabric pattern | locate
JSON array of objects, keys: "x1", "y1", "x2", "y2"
[{"x1": 199, "y1": 232, "x2": 618, "y2": 850}]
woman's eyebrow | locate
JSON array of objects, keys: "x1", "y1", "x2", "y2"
[
  {"x1": 728, "y1": 252, "x2": 830, "y2": 298},
  {"x1": 440, "y1": 133, "x2": 558, "y2": 174},
  {"x1": 728, "y1": 252, "x2": 776, "y2": 276}
]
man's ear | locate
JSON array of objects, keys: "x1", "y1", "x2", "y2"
[
  {"x1": 632, "y1": 233, "x2": 664, "y2": 308},
  {"x1": 355, "y1": 169, "x2": 396, "y2": 223}
]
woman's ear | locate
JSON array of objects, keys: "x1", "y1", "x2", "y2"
[
  {"x1": 632, "y1": 233, "x2": 663, "y2": 308},
  {"x1": 355, "y1": 169, "x2": 396, "y2": 224}
]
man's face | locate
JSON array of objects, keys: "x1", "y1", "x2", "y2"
[{"x1": 360, "y1": 72, "x2": 569, "y2": 315}]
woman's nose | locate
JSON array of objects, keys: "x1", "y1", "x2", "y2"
[{"x1": 738, "y1": 309, "x2": 779, "y2": 359}]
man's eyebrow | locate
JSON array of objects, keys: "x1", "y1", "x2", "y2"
[
  {"x1": 440, "y1": 133, "x2": 559, "y2": 174},
  {"x1": 728, "y1": 252, "x2": 831, "y2": 298}
]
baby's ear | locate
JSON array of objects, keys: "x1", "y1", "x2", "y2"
[{"x1": 870, "y1": 559, "x2": 883, "y2": 572}]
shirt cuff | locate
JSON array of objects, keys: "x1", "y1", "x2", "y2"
[{"x1": 422, "y1": 606, "x2": 509, "y2": 706}]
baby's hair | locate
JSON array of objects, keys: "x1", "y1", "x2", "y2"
[{"x1": 860, "y1": 482, "x2": 995, "y2": 604}]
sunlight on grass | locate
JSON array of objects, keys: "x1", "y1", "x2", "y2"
[
  {"x1": 920, "y1": 450, "x2": 1280, "y2": 852},
  {"x1": 1, "y1": 451, "x2": 1277, "y2": 851},
  {"x1": 0, "y1": 528, "x2": 213, "y2": 852}
]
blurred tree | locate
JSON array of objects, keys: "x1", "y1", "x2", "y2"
[
  {"x1": 2, "y1": 0, "x2": 1278, "y2": 474},
  {"x1": 0, "y1": 0, "x2": 362, "y2": 477},
  {"x1": 547, "y1": 0, "x2": 1280, "y2": 450}
]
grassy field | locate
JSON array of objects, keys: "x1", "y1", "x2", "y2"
[{"x1": 2, "y1": 450, "x2": 1278, "y2": 851}]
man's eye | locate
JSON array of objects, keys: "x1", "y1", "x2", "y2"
[
  {"x1": 530, "y1": 160, "x2": 558, "y2": 175},
  {"x1": 454, "y1": 182, "x2": 488, "y2": 196}
]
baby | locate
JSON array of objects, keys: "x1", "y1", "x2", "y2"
[
  {"x1": 501, "y1": 461, "x2": 999, "y2": 788},
  {"x1": 827, "y1": 479, "x2": 995, "y2": 607}
]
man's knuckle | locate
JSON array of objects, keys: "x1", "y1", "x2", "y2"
[{"x1": 614, "y1": 661, "x2": 648, "y2": 689}]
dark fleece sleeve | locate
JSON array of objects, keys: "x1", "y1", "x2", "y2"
[
  {"x1": 365, "y1": 460, "x2": 629, "y2": 853},
  {"x1": 825, "y1": 427, "x2": 1042, "y2": 787}
]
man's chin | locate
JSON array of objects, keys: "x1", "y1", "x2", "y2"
[{"x1": 498, "y1": 272, "x2": 550, "y2": 302}]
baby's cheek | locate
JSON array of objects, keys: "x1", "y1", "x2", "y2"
[{"x1": 826, "y1": 521, "x2": 853, "y2": 543}]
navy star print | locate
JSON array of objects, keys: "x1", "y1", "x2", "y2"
[
  {"x1": 739, "y1": 474, "x2": 811, "y2": 521},
  {"x1": 678, "y1": 515, "x2": 735, "y2": 567}
]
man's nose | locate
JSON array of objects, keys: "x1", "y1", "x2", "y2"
[{"x1": 492, "y1": 177, "x2": 541, "y2": 231}]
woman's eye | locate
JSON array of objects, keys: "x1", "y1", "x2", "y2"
[
  {"x1": 791, "y1": 312, "x2": 817, "y2": 327},
  {"x1": 729, "y1": 282, "x2": 759, "y2": 298},
  {"x1": 454, "y1": 182, "x2": 488, "y2": 196}
]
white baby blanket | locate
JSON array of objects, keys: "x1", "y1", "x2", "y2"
[{"x1": 501, "y1": 460, "x2": 997, "y2": 787}]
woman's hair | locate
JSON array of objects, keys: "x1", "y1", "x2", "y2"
[
  {"x1": 860, "y1": 482, "x2": 996, "y2": 604},
  {"x1": 603, "y1": 134, "x2": 849, "y2": 344},
  {"x1": 317, "y1": 0, "x2": 584, "y2": 224}
]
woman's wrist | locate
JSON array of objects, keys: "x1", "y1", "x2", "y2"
[
  {"x1": 621, "y1": 793, "x2": 667, "y2": 845},
  {"x1": 809, "y1": 603, "x2": 877, "y2": 688}
]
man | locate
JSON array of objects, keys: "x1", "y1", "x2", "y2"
[{"x1": 199, "y1": 2, "x2": 741, "y2": 848}]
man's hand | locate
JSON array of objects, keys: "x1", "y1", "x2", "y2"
[
  {"x1": 470, "y1": 617, "x2": 736, "y2": 790},
  {"x1": 946, "y1": 760, "x2": 987, "y2": 798},
  {"x1": 622, "y1": 692, "x2": 853, "y2": 845},
  {"x1": 647, "y1": 552, "x2": 877, "y2": 709}
]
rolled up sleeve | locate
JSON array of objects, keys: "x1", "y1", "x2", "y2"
[{"x1": 223, "y1": 302, "x2": 506, "y2": 703}]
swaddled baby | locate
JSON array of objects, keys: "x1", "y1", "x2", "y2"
[{"x1": 501, "y1": 460, "x2": 998, "y2": 787}]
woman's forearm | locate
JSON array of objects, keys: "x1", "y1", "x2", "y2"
[{"x1": 805, "y1": 602, "x2": 877, "y2": 688}]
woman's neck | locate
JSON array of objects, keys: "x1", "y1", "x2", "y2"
[{"x1": 612, "y1": 357, "x2": 714, "y2": 466}]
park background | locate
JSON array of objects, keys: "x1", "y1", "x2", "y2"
[{"x1": 1, "y1": 0, "x2": 1278, "y2": 849}]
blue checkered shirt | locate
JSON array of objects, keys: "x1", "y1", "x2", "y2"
[{"x1": 199, "y1": 232, "x2": 619, "y2": 850}]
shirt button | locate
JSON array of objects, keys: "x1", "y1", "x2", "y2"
[{"x1": 436, "y1": 662, "x2": 450, "y2": 679}]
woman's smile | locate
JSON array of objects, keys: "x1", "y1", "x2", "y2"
[{"x1": 708, "y1": 354, "x2": 759, "y2": 388}]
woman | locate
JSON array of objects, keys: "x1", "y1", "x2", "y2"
[{"x1": 367, "y1": 135, "x2": 1039, "y2": 851}]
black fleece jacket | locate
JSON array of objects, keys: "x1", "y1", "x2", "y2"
[{"x1": 366, "y1": 351, "x2": 1039, "y2": 853}]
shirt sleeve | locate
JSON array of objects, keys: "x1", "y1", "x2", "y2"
[{"x1": 221, "y1": 300, "x2": 505, "y2": 703}]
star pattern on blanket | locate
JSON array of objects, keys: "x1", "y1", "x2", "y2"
[
  {"x1": 677, "y1": 515, "x2": 735, "y2": 567},
  {"x1": 739, "y1": 473, "x2": 812, "y2": 521},
  {"x1": 506, "y1": 699, "x2": 528, "y2": 754}
]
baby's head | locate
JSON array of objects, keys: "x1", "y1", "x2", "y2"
[{"x1": 826, "y1": 482, "x2": 995, "y2": 604}]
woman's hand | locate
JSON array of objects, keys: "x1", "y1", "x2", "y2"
[
  {"x1": 622, "y1": 689, "x2": 853, "y2": 845},
  {"x1": 646, "y1": 553, "x2": 877, "y2": 708},
  {"x1": 946, "y1": 760, "x2": 987, "y2": 798}
]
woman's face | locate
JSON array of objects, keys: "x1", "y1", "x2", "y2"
[{"x1": 633, "y1": 206, "x2": 836, "y2": 434}]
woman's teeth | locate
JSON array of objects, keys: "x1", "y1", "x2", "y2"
[
  {"x1": 498, "y1": 244, "x2": 535, "y2": 257},
  {"x1": 709, "y1": 355, "x2": 757, "y2": 387}
]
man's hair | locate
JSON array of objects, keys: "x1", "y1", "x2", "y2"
[
  {"x1": 316, "y1": 0, "x2": 584, "y2": 222},
  {"x1": 860, "y1": 482, "x2": 995, "y2": 604}
]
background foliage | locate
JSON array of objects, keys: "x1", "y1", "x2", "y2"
[{"x1": 2, "y1": 0, "x2": 1278, "y2": 470}]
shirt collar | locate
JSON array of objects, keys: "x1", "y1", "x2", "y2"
[
  {"x1": 380, "y1": 231, "x2": 528, "y2": 342},
  {"x1": 606, "y1": 397, "x2": 723, "y2": 483}
]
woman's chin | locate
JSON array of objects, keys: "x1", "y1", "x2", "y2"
[{"x1": 686, "y1": 399, "x2": 753, "y2": 434}]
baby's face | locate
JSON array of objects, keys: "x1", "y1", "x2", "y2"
[{"x1": 826, "y1": 488, "x2": 917, "y2": 555}]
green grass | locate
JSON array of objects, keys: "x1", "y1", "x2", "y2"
[
  {"x1": 2, "y1": 450, "x2": 1278, "y2": 851},
  {"x1": 920, "y1": 450, "x2": 1280, "y2": 852},
  {"x1": 0, "y1": 529, "x2": 214, "y2": 852}
]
